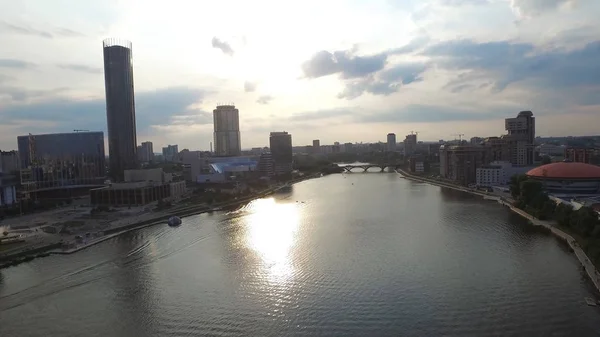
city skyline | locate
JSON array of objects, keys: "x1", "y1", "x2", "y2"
[{"x1": 1, "y1": 0, "x2": 600, "y2": 151}]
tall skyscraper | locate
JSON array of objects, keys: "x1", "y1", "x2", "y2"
[
  {"x1": 312, "y1": 139, "x2": 320, "y2": 154},
  {"x1": 103, "y1": 38, "x2": 138, "y2": 181},
  {"x1": 270, "y1": 132, "x2": 293, "y2": 175},
  {"x1": 504, "y1": 111, "x2": 535, "y2": 166},
  {"x1": 404, "y1": 134, "x2": 417, "y2": 156},
  {"x1": 213, "y1": 105, "x2": 241, "y2": 157},
  {"x1": 387, "y1": 133, "x2": 396, "y2": 151}
]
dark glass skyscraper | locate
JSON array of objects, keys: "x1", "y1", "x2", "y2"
[{"x1": 103, "y1": 38, "x2": 138, "y2": 181}]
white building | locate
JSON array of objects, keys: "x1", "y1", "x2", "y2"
[{"x1": 476, "y1": 161, "x2": 532, "y2": 187}]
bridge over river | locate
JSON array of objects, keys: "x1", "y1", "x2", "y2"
[{"x1": 338, "y1": 163, "x2": 403, "y2": 172}]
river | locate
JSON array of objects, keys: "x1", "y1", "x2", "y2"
[{"x1": 1, "y1": 173, "x2": 599, "y2": 336}]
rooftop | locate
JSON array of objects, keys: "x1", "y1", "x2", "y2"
[{"x1": 527, "y1": 162, "x2": 600, "y2": 179}]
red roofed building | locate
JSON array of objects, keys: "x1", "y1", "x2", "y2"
[{"x1": 526, "y1": 162, "x2": 600, "y2": 195}]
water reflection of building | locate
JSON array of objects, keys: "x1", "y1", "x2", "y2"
[{"x1": 17, "y1": 132, "x2": 106, "y2": 193}]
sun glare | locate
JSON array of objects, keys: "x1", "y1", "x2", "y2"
[{"x1": 244, "y1": 198, "x2": 300, "y2": 283}]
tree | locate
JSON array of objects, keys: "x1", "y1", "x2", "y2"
[
  {"x1": 509, "y1": 174, "x2": 528, "y2": 198},
  {"x1": 555, "y1": 203, "x2": 574, "y2": 227},
  {"x1": 519, "y1": 179, "x2": 544, "y2": 205}
]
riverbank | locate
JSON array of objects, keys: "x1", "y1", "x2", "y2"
[
  {"x1": 398, "y1": 169, "x2": 600, "y2": 293},
  {"x1": 1, "y1": 173, "x2": 322, "y2": 262}
]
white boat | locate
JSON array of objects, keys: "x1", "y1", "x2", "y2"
[{"x1": 167, "y1": 216, "x2": 182, "y2": 227}]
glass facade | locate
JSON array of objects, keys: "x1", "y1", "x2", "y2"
[
  {"x1": 103, "y1": 39, "x2": 138, "y2": 181},
  {"x1": 17, "y1": 132, "x2": 106, "y2": 191}
]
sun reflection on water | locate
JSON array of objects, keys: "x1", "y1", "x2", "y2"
[{"x1": 244, "y1": 198, "x2": 300, "y2": 283}]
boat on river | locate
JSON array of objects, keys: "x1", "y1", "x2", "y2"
[{"x1": 167, "y1": 216, "x2": 182, "y2": 227}]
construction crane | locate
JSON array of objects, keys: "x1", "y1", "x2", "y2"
[
  {"x1": 73, "y1": 129, "x2": 90, "y2": 132},
  {"x1": 409, "y1": 130, "x2": 420, "y2": 136},
  {"x1": 451, "y1": 133, "x2": 465, "y2": 141}
]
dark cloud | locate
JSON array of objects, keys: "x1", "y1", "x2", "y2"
[
  {"x1": 244, "y1": 81, "x2": 257, "y2": 92},
  {"x1": 337, "y1": 62, "x2": 428, "y2": 100},
  {"x1": 423, "y1": 39, "x2": 600, "y2": 97},
  {"x1": 0, "y1": 59, "x2": 36, "y2": 69},
  {"x1": 302, "y1": 46, "x2": 429, "y2": 99},
  {"x1": 56, "y1": 64, "x2": 103, "y2": 74},
  {"x1": 302, "y1": 49, "x2": 387, "y2": 79},
  {"x1": 0, "y1": 21, "x2": 85, "y2": 38},
  {"x1": 256, "y1": 95, "x2": 274, "y2": 104},
  {"x1": 0, "y1": 87, "x2": 210, "y2": 135},
  {"x1": 211, "y1": 37, "x2": 234, "y2": 56},
  {"x1": 54, "y1": 27, "x2": 85, "y2": 37}
]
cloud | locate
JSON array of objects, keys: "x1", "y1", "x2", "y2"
[
  {"x1": 0, "y1": 87, "x2": 211, "y2": 137},
  {"x1": 510, "y1": 0, "x2": 575, "y2": 17},
  {"x1": 211, "y1": 37, "x2": 234, "y2": 56},
  {"x1": 0, "y1": 21, "x2": 85, "y2": 38},
  {"x1": 302, "y1": 46, "x2": 429, "y2": 99},
  {"x1": 0, "y1": 86, "x2": 68, "y2": 101},
  {"x1": 337, "y1": 62, "x2": 428, "y2": 99},
  {"x1": 256, "y1": 95, "x2": 273, "y2": 104},
  {"x1": 0, "y1": 59, "x2": 36, "y2": 68},
  {"x1": 302, "y1": 49, "x2": 387, "y2": 79},
  {"x1": 56, "y1": 64, "x2": 103, "y2": 74},
  {"x1": 244, "y1": 81, "x2": 257, "y2": 92},
  {"x1": 423, "y1": 38, "x2": 600, "y2": 97}
]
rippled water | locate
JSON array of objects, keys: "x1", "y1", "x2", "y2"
[{"x1": 1, "y1": 173, "x2": 599, "y2": 336}]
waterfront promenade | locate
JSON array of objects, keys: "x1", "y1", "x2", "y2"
[{"x1": 398, "y1": 168, "x2": 600, "y2": 293}]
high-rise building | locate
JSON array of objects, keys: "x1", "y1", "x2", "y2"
[
  {"x1": 257, "y1": 152, "x2": 274, "y2": 177},
  {"x1": 504, "y1": 111, "x2": 535, "y2": 166},
  {"x1": 312, "y1": 140, "x2": 320, "y2": 154},
  {"x1": 269, "y1": 132, "x2": 293, "y2": 175},
  {"x1": 0, "y1": 151, "x2": 20, "y2": 174},
  {"x1": 213, "y1": 105, "x2": 241, "y2": 156},
  {"x1": 404, "y1": 134, "x2": 417, "y2": 156},
  {"x1": 138, "y1": 141, "x2": 154, "y2": 163},
  {"x1": 387, "y1": 133, "x2": 396, "y2": 151},
  {"x1": 162, "y1": 144, "x2": 179, "y2": 162},
  {"x1": 439, "y1": 145, "x2": 486, "y2": 186},
  {"x1": 17, "y1": 132, "x2": 105, "y2": 192},
  {"x1": 103, "y1": 38, "x2": 138, "y2": 181}
]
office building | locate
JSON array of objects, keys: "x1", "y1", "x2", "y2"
[
  {"x1": 404, "y1": 134, "x2": 417, "y2": 156},
  {"x1": 17, "y1": 132, "x2": 105, "y2": 192},
  {"x1": 0, "y1": 151, "x2": 20, "y2": 174},
  {"x1": 475, "y1": 161, "x2": 530, "y2": 187},
  {"x1": 258, "y1": 153, "x2": 274, "y2": 177},
  {"x1": 504, "y1": 111, "x2": 535, "y2": 166},
  {"x1": 162, "y1": 144, "x2": 179, "y2": 162},
  {"x1": 213, "y1": 105, "x2": 241, "y2": 156},
  {"x1": 439, "y1": 145, "x2": 486, "y2": 186},
  {"x1": 387, "y1": 133, "x2": 396, "y2": 151},
  {"x1": 270, "y1": 132, "x2": 293, "y2": 175},
  {"x1": 138, "y1": 141, "x2": 154, "y2": 163},
  {"x1": 312, "y1": 140, "x2": 320, "y2": 154},
  {"x1": 103, "y1": 38, "x2": 138, "y2": 181}
]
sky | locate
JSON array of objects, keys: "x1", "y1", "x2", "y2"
[{"x1": 1, "y1": 0, "x2": 599, "y2": 151}]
